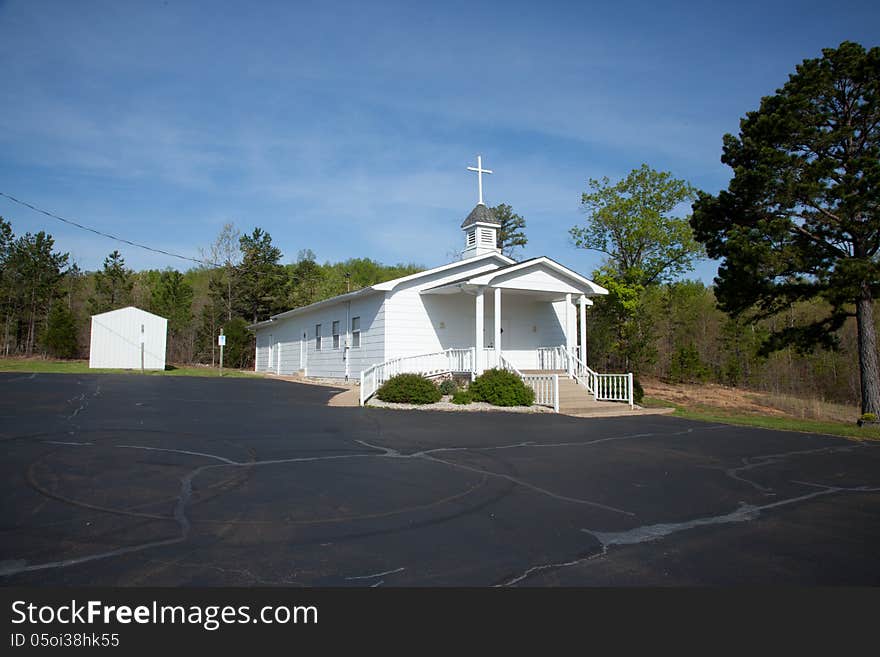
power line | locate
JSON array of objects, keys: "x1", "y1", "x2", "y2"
[{"x1": 0, "y1": 191, "x2": 219, "y2": 267}]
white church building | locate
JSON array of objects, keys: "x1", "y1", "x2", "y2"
[{"x1": 251, "y1": 157, "x2": 633, "y2": 411}]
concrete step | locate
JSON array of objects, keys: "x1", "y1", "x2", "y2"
[{"x1": 559, "y1": 405, "x2": 627, "y2": 413}]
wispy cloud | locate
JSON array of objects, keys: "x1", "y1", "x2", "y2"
[{"x1": 1, "y1": 0, "x2": 876, "y2": 277}]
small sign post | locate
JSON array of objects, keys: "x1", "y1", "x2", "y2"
[
  {"x1": 218, "y1": 329, "x2": 226, "y2": 377},
  {"x1": 140, "y1": 324, "x2": 145, "y2": 374}
]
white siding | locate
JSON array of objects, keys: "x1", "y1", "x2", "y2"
[
  {"x1": 253, "y1": 292, "x2": 385, "y2": 379},
  {"x1": 89, "y1": 306, "x2": 167, "y2": 370},
  {"x1": 385, "y1": 282, "x2": 566, "y2": 370},
  {"x1": 384, "y1": 261, "x2": 502, "y2": 359},
  {"x1": 251, "y1": 253, "x2": 596, "y2": 378},
  {"x1": 496, "y1": 293, "x2": 566, "y2": 370},
  {"x1": 255, "y1": 330, "x2": 271, "y2": 372}
]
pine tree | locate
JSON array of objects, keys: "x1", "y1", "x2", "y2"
[
  {"x1": 90, "y1": 250, "x2": 133, "y2": 314},
  {"x1": 42, "y1": 301, "x2": 78, "y2": 358},
  {"x1": 691, "y1": 42, "x2": 880, "y2": 415},
  {"x1": 491, "y1": 204, "x2": 528, "y2": 257}
]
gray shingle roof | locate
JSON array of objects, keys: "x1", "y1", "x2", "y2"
[{"x1": 461, "y1": 203, "x2": 500, "y2": 228}]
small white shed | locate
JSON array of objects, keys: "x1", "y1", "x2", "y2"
[{"x1": 89, "y1": 306, "x2": 168, "y2": 370}]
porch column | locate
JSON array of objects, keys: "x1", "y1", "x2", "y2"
[
  {"x1": 475, "y1": 288, "x2": 485, "y2": 374},
  {"x1": 564, "y1": 293, "x2": 574, "y2": 375},
  {"x1": 579, "y1": 295, "x2": 588, "y2": 369},
  {"x1": 494, "y1": 287, "x2": 501, "y2": 363}
]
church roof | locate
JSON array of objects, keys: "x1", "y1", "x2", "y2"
[
  {"x1": 247, "y1": 251, "x2": 514, "y2": 329},
  {"x1": 461, "y1": 203, "x2": 500, "y2": 228},
  {"x1": 420, "y1": 256, "x2": 609, "y2": 296}
]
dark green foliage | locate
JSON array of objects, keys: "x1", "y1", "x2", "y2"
[
  {"x1": 451, "y1": 389, "x2": 473, "y2": 405},
  {"x1": 668, "y1": 345, "x2": 710, "y2": 383},
  {"x1": 439, "y1": 379, "x2": 458, "y2": 395},
  {"x1": 288, "y1": 253, "x2": 324, "y2": 308},
  {"x1": 3, "y1": 227, "x2": 70, "y2": 355},
  {"x1": 491, "y1": 203, "x2": 528, "y2": 257},
  {"x1": 469, "y1": 369, "x2": 535, "y2": 406},
  {"x1": 90, "y1": 250, "x2": 133, "y2": 314},
  {"x1": 235, "y1": 228, "x2": 287, "y2": 323},
  {"x1": 690, "y1": 41, "x2": 880, "y2": 414},
  {"x1": 220, "y1": 317, "x2": 252, "y2": 369},
  {"x1": 632, "y1": 376, "x2": 644, "y2": 405},
  {"x1": 41, "y1": 302, "x2": 78, "y2": 358},
  {"x1": 150, "y1": 270, "x2": 193, "y2": 332},
  {"x1": 376, "y1": 373, "x2": 442, "y2": 404},
  {"x1": 148, "y1": 269, "x2": 195, "y2": 363}
]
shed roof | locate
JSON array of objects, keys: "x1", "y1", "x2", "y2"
[{"x1": 90, "y1": 306, "x2": 167, "y2": 321}]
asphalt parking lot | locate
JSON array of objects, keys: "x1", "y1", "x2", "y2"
[{"x1": 1, "y1": 372, "x2": 879, "y2": 586}]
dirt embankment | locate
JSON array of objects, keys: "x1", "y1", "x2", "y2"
[{"x1": 642, "y1": 378, "x2": 859, "y2": 423}]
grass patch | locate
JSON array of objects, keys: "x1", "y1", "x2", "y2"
[
  {"x1": 0, "y1": 358, "x2": 262, "y2": 379},
  {"x1": 644, "y1": 396, "x2": 880, "y2": 441}
]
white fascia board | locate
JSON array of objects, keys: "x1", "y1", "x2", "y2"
[
  {"x1": 267, "y1": 286, "x2": 380, "y2": 323},
  {"x1": 469, "y1": 257, "x2": 609, "y2": 295},
  {"x1": 420, "y1": 282, "x2": 482, "y2": 295},
  {"x1": 247, "y1": 318, "x2": 276, "y2": 330},
  {"x1": 372, "y1": 252, "x2": 514, "y2": 291}
]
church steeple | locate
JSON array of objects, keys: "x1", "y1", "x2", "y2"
[
  {"x1": 461, "y1": 203, "x2": 500, "y2": 258},
  {"x1": 462, "y1": 155, "x2": 500, "y2": 258}
]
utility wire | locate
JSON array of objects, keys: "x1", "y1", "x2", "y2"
[{"x1": 0, "y1": 191, "x2": 219, "y2": 267}]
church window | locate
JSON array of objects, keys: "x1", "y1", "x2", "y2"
[{"x1": 351, "y1": 316, "x2": 361, "y2": 348}]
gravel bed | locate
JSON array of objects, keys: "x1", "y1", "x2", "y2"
[{"x1": 366, "y1": 395, "x2": 552, "y2": 413}]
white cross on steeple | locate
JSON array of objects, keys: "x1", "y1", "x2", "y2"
[{"x1": 467, "y1": 154, "x2": 493, "y2": 206}]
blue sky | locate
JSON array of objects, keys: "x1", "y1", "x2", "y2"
[{"x1": 1, "y1": 0, "x2": 877, "y2": 281}]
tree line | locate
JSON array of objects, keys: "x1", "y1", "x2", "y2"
[{"x1": 0, "y1": 216, "x2": 421, "y2": 369}]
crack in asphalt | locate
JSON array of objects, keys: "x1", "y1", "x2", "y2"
[
  {"x1": 499, "y1": 481, "x2": 880, "y2": 586},
  {"x1": 722, "y1": 443, "x2": 866, "y2": 493},
  {"x1": 357, "y1": 438, "x2": 635, "y2": 515},
  {"x1": 345, "y1": 566, "x2": 406, "y2": 581},
  {"x1": 64, "y1": 382, "x2": 101, "y2": 424},
  {"x1": 4, "y1": 415, "x2": 878, "y2": 585},
  {"x1": 2, "y1": 430, "x2": 653, "y2": 578}
]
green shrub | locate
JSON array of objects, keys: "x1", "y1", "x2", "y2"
[
  {"x1": 860, "y1": 412, "x2": 877, "y2": 422},
  {"x1": 469, "y1": 368, "x2": 535, "y2": 407},
  {"x1": 451, "y1": 389, "x2": 473, "y2": 405},
  {"x1": 633, "y1": 376, "x2": 644, "y2": 404},
  {"x1": 376, "y1": 373, "x2": 441, "y2": 404},
  {"x1": 439, "y1": 379, "x2": 458, "y2": 395}
]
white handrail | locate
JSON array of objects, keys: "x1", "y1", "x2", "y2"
[
  {"x1": 564, "y1": 346, "x2": 633, "y2": 408},
  {"x1": 537, "y1": 345, "x2": 634, "y2": 408},
  {"x1": 360, "y1": 347, "x2": 474, "y2": 405},
  {"x1": 499, "y1": 354, "x2": 559, "y2": 411}
]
